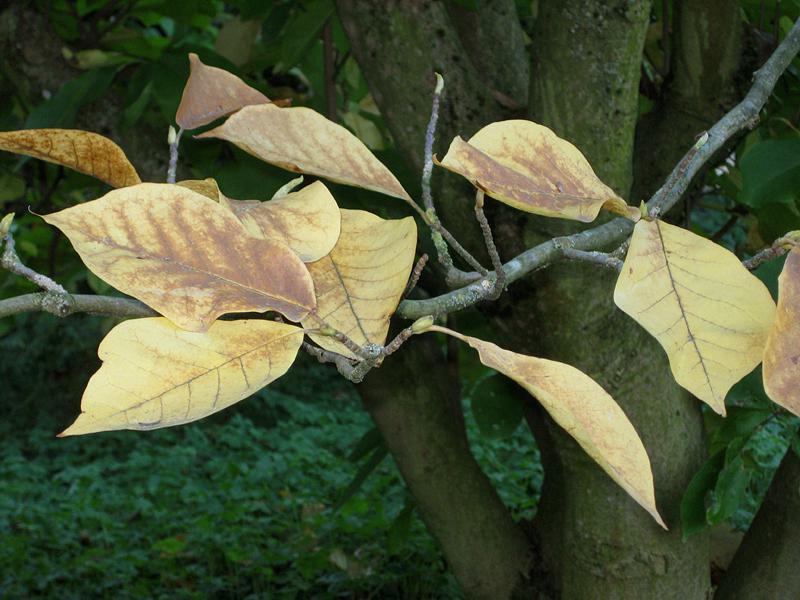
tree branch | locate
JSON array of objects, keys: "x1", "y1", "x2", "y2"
[{"x1": 0, "y1": 292, "x2": 155, "y2": 319}]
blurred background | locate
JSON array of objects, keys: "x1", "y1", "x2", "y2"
[{"x1": 0, "y1": 1, "x2": 799, "y2": 598}]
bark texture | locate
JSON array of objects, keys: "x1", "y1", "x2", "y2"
[{"x1": 715, "y1": 447, "x2": 800, "y2": 600}]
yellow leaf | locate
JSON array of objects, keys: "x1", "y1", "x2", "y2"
[
  {"x1": 302, "y1": 209, "x2": 417, "y2": 357},
  {"x1": 176, "y1": 53, "x2": 270, "y2": 130},
  {"x1": 197, "y1": 104, "x2": 411, "y2": 201},
  {"x1": 763, "y1": 248, "x2": 800, "y2": 415},
  {"x1": 428, "y1": 325, "x2": 665, "y2": 529},
  {"x1": 59, "y1": 318, "x2": 303, "y2": 435},
  {"x1": 43, "y1": 183, "x2": 316, "y2": 331},
  {"x1": 0, "y1": 129, "x2": 140, "y2": 188},
  {"x1": 614, "y1": 219, "x2": 776, "y2": 415},
  {"x1": 272, "y1": 175, "x2": 304, "y2": 199},
  {"x1": 222, "y1": 181, "x2": 341, "y2": 263},
  {"x1": 436, "y1": 120, "x2": 638, "y2": 222},
  {"x1": 177, "y1": 178, "x2": 221, "y2": 201}
]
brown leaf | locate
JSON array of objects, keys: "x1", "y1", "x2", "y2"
[
  {"x1": 0, "y1": 129, "x2": 140, "y2": 188},
  {"x1": 197, "y1": 104, "x2": 411, "y2": 201},
  {"x1": 763, "y1": 248, "x2": 800, "y2": 415},
  {"x1": 43, "y1": 183, "x2": 316, "y2": 331},
  {"x1": 176, "y1": 178, "x2": 221, "y2": 201},
  {"x1": 175, "y1": 53, "x2": 270, "y2": 130}
]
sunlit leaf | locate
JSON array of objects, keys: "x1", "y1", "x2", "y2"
[
  {"x1": 43, "y1": 183, "x2": 315, "y2": 331},
  {"x1": 763, "y1": 247, "x2": 800, "y2": 415},
  {"x1": 197, "y1": 104, "x2": 411, "y2": 201},
  {"x1": 302, "y1": 209, "x2": 417, "y2": 357},
  {"x1": 429, "y1": 325, "x2": 665, "y2": 528},
  {"x1": 175, "y1": 53, "x2": 270, "y2": 130},
  {"x1": 0, "y1": 129, "x2": 140, "y2": 188},
  {"x1": 59, "y1": 317, "x2": 303, "y2": 435},
  {"x1": 222, "y1": 181, "x2": 341, "y2": 262},
  {"x1": 614, "y1": 219, "x2": 776, "y2": 415},
  {"x1": 436, "y1": 120, "x2": 638, "y2": 222},
  {"x1": 177, "y1": 178, "x2": 221, "y2": 201}
]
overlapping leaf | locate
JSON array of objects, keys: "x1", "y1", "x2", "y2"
[
  {"x1": 614, "y1": 219, "x2": 776, "y2": 415},
  {"x1": 175, "y1": 53, "x2": 270, "y2": 130},
  {"x1": 222, "y1": 181, "x2": 341, "y2": 262},
  {"x1": 428, "y1": 325, "x2": 665, "y2": 528},
  {"x1": 0, "y1": 129, "x2": 140, "y2": 188},
  {"x1": 59, "y1": 318, "x2": 303, "y2": 435},
  {"x1": 177, "y1": 178, "x2": 221, "y2": 201},
  {"x1": 197, "y1": 104, "x2": 411, "y2": 201},
  {"x1": 43, "y1": 183, "x2": 315, "y2": 331},
  {"x1": 302, "y1": 209, "x2": 417, "y2": 357},
  {"x1": 763, "y1": 248, "x2": 800, "y2": 415},
  {"x1": 436, "y1": 120, "x2": 638, "y2": 222}
]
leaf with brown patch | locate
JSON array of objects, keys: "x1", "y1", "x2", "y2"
[
  {"x1": 302, "y1": 209, "x2": 417, "y2": 357},
  {"x1": 177, "y1": 178, "x2": 221, "y2": 201},
  {"x1": 436, "y1": 120, "x2": 638, "y2": 222},
  {"x1": 763, "y1": 247, "x2": 800, "y2": 416},
  {"x1": 427, "y1": 325, "x2": 665, "y2": 528},
  {"x1": 43, "y1": 183, "x2": 316, "y2": 331},
  {"x1": 175, "y1": 53, "x2": 270, "y2": 130},
  {"x1": 222, "y1": 181, "x2": 341, "y2": 262},
  {"x1": 0, "y1": 129, "x2": 140, "y2": 188},
  {"x1": 197, "y1": 104, "x2": 411, "y2": 201},
  {"x1": 614, "y1": 219, "x2": 776, "y2": 415},
  {"x1": 59, "y1": 317, "x2": 303, "y2": 435}
]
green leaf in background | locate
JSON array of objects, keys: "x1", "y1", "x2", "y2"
[
  {"x1": 25, "y1": 66, "x2": 119, "y2": 128},
  {"x1": 470, "y1": 375, "x2": 524, "y2": 439},
  {"x1": 709, "y1": 407, "x2": 772, "y2": 455},
  {"x1": 739, "y1": 139, "x2": 800, "y2": 208},
  {"x1": 276, "y1": 0, "x2": 334, "y2": 72},
  {"x1": 707, "y1": 456, "x2": 752, "y2": 525},
  {"x1": 681, "y1": 450, "x2": 725, "y2": 538},
  {"x1": 387, "y1": 499, "x2": 416, "y2": 556}
]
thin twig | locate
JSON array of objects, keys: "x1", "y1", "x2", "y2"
[
  {"x1": 422, "y1": 73, "x2": 444, "y2": 212},
  {"x1": 382, "y1": 325, "x2": 415, "y2": 356},
  {"x1": 473, "y1": 190, "x2": 505, "y2": 298},
  {"x1": 166, "y1": 126, "x2": 183, "y2": 184},
  {"x1": 303, "y1": 342, "x2": 357, "y2": 379},
  {"x1": 560, "y1": 248, "x2": 623, "y2": 272},
  {"x1": 2, "y1": 233, "x2": 68, "y2": 296},
  {"x1": 743, "y1": 235, "x2": 798, "y2": 270},
  {"x1": 404, "y1": 254, "x2": 429, "y2": 297},
  {"x1": 431, "y1": 219, "x2": 488, "y2": 276}
]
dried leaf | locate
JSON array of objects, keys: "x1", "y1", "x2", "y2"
[
  {"x1": 429, "y1": 325, "x2": 665, "y2": 528},
  {"x1": 43, "y1": 183, "x2": 315, "y2": 331},
  {"x1": 763, "y1": 248, "x2": 800, "y2": 415},
  {"x1": 0, "y1": 129, "x2": 140, "y2": 188},
  {"x1": 197, "y1": 104, "x2": 411, "y2": 201},
  {"x1": 272, "y1": 175, "x2": 304, "y2": 199},
  {"x1": 177, "y1": 178, "x2": 221, "y2": 201},
  {"x1": 302, "y1": 209, "x2": 417, "y2": 357},
  {"x1": 436, "y1": 120, "x2": 638, "y2": 222},
  {"x1": 614, "y1": 219, "x2": 776, "y2": 415},
  {"x1": 176, "y1": 53, "x2": 269, "y2": 130},
  {"x1": 59, "y1": 318, "x2": 303, "y2": 435},
  {"x1": 222, "y1": 181, "x2": 341, "y2": 262}
]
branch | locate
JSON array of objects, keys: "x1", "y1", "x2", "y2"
[
  {"x1": 398, "y1": 17, "x2": 800, "y2": 320},
  {"x1": 0, "y1": 292, "x2": 155, "y2": 320}
]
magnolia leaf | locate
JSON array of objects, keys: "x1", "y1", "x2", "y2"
[
  {"x1": 0, "y1": 129, "x2": 140, "y2": 188},
  {"x1": 272, "y1": 175, "x2": 304, "y2": 199},
  {"x1": 302, "y1": 209, "x2": 417, "y2": 357},
  {"x1": 177, "y1": 178, "x2": 221, "y2": 201},
  {"x1": 197, "y1": 104, "x2": 411, "y2": 201},
  {"x1": 43, "y1": 183, "x2": 315, "y2": 331},
  {"x1": 614, "y1": 219, "x2": 776, "y2": 415},
  {"x1": 222, "y1": 181, "x2": 341, "y2": 263},
  {"x1": 436, "y1": 120, "x2": 638, "y2": 222},
  {"x1": 59, "y1": 318, "x2": 303, "y2": 435},
  {"x1": 763, "y1": 247, "x2": 800, "y2": 415},
  {"x1": 175, "y1": 53, "x2": 269, "y2": 130},
  {"x1": 429, "y1": 325, "x2": 665, "y2": 528}
]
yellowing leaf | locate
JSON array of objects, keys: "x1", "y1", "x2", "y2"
[
  {"x1": 176, "y1": 53, "x2": 269, "y2": 130},
  {"x1": 43, "y1": 183, "x2": 315, "y2": 331},
  {"x1": 614, "y1": 219, "x2": 776, "y2": 415},
  {"x1": 222, "y1": 181, "x2": 341, "y2": 263},
  {"x1": 0, "y1": 129, "x2": 140, "y2": 188},
  {"x1": 197, "y1": 104, "x2": 411, "y2": 201},
  {"x1": 302, "y1": 209, "x2": 417, "y2": 357},
  {"x1": 59, "y1": 318, "x2": 303, "y2": 435},
  {"x1": 436, "y1": 120, "x2": 637, "y2": 222},
  {"x1": 763, "y1": 248, "x2": 800, "y2": 415},
  {"x1": 428, "y1": 325, "x2": 665, "y2": 528},
  {"x1": 176, "y1": 178, "x2": 221, "y2": 201}
]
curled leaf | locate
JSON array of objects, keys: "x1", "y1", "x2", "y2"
[
  {"x1": 429, "y1": 325, "x2": 665, "y2": 529},
  {"x1": 436, "y1": 120, "x2": 637, "y2": 222},
  {"x1": 302, "y1": 209, "x2": 417, "y2": 357},
  {"x1": 0, "y1": 129, "x2": 140, "y2": 188},
  {"x1": 763, "y1": 248, "x2": 800, "y2": 415},
  {"x1": 43, "y1": 183, "x2": 315, "y2": 331},
  {"x1": 176, "y1": 53, "x2": 269, "y2": 130},
  {"x1": 59, "y1": 318, "x2": 303, "y2": 435},
  {"x1": 222, "y1": 181, "x2": 341, "y2": 262},
  {"x1": 614, "y1": 219, "x2": 776, "y2": 415},
  {"x1": 197, "y1": 104, "x2": 411, "y2": 201}
]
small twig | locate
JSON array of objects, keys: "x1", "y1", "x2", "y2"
[
  {"x1": 473, "y1": 190, "x2": 505, "y2": 298},
  {"x1": 2, "y1": 233, "x2": 69, "y2": 296},
  {"x1": 561, "y1": 248, "x2": 624, "y2": 272},
  {"x1": 430, "y1": 219, "x2": 488, "y2": 276},
  {"x1": 382, "y1": 325, "x2": 415, "y2": 357},
  {"x1": 404, "y1": 254, "x2": 428, "y2": 297},
  {"x1": 303, "y1": 342, "x2": 357, "y2": 379},
  {"x1": 422, "y1": 73, "x2": 444, "y2": 212},
  {"x1": 743, "y1": 235, "x2": 798, "y2": 270},
  {"x1": 166, "y1": 126, "x2": 183, "y2": 184}
]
